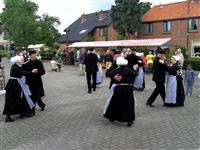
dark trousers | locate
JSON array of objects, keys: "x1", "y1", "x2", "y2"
[
  {"x1": 31, "y1": 96, "x2": 45, "y2": 112},
  {"x1": 86, "y1": 71, "x2": 97, "y2": 91},
  {"x1": 147, "y1": 81, "x2": 165, "y2": 104}
]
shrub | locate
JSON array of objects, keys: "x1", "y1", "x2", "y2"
[
  {"x1": 187, "y1": 58, "x2": 200, "y2": 71},
  {"x1": 0, "y1": 49, "x2": 8, "y2": 57},
  {"x1": 136, "y1": 47, "x2": 149, "y2": 56},
  {"x1": 39, "y1": 47, "x2": 54, "y2": 60}
]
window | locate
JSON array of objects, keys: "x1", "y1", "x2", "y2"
[
  {"x1": 99, "y1": 27, "x2": 107, "y2": 36},
  {"x1": 163, "y1": 21, "x2": 172, "y2": 32},
  {"x1": 193, "y1": 46, "x2": 200, "y2": 57},
  {"x1": 189, "y1": 19, "x2": 198, "y2": 30},
  {"x1": 146, "y1": 23, "x2": 153, "y2": 33}
]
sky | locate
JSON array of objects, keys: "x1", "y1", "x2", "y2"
[{"x1": 0, "y1": 0, "x2": 186, "y2": 34}]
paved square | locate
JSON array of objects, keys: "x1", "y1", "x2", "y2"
[{"x1": 0, "y1": 59, "x2": 200, "y2": 150}]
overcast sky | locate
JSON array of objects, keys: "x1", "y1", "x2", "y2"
[{"x1": 0, "y1": 0, "x2": 185, "y2": 34}]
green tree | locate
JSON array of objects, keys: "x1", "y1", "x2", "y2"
[
  {"x1": 111, "y1": 0, "x2": 151, "y2": 39},
  {"x1": 35, "y1": 14, "x2": 61, "y2": 47},
  {"x1": 1, "y1": 0, "x2": 39, "y2": 48},
  {"x1": 1, "y1": 0, "x2": 60, "y2": 48}
]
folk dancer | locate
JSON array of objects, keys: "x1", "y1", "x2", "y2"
[
  {"x1": 3, "y1": 56, "x2": 36, "y2": 122},
  {"x1": 103, "y1": 57, "x2": 138, "y2": 127},
  {"x1": 146, "y1": 48, "x2": 166, "y2": 107},
  {"x1": 25, "y1": 50, "x2": 46, "y2": 113}
]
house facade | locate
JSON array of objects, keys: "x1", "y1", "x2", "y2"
[
  {"x1": 57, "y1": 10, "x2": 118, "y2": 51},
  {"x1": 139, "y1": 0, "x2": 200, "y2": 57},
  {"x1": 58, "y1": 1, "x2": 200, "y2": 57}
]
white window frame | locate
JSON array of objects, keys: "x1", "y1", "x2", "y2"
[{"x1": 163, "y1": 21, "x2": 172, "y2": 32}]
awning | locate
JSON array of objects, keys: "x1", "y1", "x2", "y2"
[
  {"x1": 28, "y1": 44, "x2": 44, "y2": 50},
  {"x1": 0, "y1": 39, "x2": 10, "y2": 45},
  {"x1": 68, "y1": 38, "x2": 171, "y2": 48}
]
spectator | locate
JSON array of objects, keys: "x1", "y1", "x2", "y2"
[
  {"x1": 175, "y1": 48, "x2": 184, "y2": 66},
  {"x1": 104, "y1": 50, "x2": 113, "y2": 70},
  {"x1": 146, "y1": 51, "x2": 154, "y2": 74},
  {"x1": 184, "y1": 64, "x2": 195, "y2": 96}
]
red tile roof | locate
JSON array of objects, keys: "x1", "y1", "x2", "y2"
[{"x1": 141, "y1": 1, "x2": 200, "y2": 22}]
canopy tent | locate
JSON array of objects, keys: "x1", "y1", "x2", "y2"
[
  {"x1": 68, "y1": 38, "x2": 171, "y2": 48},
  {"x1": 0, "y1": 39, "x2": 10, "y2": 46},
  {"x1": 28, "y1": 44, "x2": 44, "y2": 50}
]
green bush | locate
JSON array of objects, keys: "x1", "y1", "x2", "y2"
[
  {"x1": 136, "y1": 47, "x2": 149, "y2": 56},
  {"x1": 39, "y1": 47, "x2": 54, "y2": 60},
  {"x1": 0, "y1": 49, "x2": 8, "y2": 57},
  {"x1": 165, "y1": 48, "x2": 174, "y2": 61},
  {"x1": 187, "y1": 58, "x2": 200, "y2": 71}
]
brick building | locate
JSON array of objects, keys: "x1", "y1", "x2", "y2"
[
  {"x1": 58, "y1": 1, "x2": 200, "y2": 57},
  {"x1": 139, "y1": 0, "x2": 200, "y2": 57},
  {"x1": 57, "y1": 10, "x2": 118, "y2": 51}
]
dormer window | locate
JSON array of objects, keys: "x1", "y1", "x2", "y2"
[
  {"x1": 98, "y1": 10, "x2": 106, "y2": 21},
  {"x1": 81, "y1": 14, "x2": 87, "y2": 23}
]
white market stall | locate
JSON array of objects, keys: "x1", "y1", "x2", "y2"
[
  {"x1": 28, "y1": 44, "x2": 44, "y2": 51},
  {"x1": 68, "y1": 38, "x2": 171, "y2": 48}
]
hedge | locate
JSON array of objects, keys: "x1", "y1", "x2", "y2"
[
  {"x1": 186, "y1": 58, "x2": 200, "y2": 71},
  {"x1": 0, "y1": 49, "x2": 8, "y2": 57}
]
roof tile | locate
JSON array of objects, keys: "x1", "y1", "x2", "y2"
[{"x1": 141, "y1": 1, "x2": 200, "y2": 22}]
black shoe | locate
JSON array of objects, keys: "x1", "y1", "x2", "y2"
[
  {"x1": 109, "y1": 119, "x2": 114, "y2": 123},
  {"x1": 88, "y1": 90, "x2": 92, "y2": 93},
  {"x1": 26, "y1": 112, "x2": 35, "y2": 117},
  {"x1": 41, "y1": 104, "x2": 46, "y2": 111},
  {"x1": 146, "y1": 102, "x2": 155, "y2": 107},
  {"x1": 138, "y1": 88, "x2": 144, "y2": 91},
  {"x1": 5, "y1": 117, "x2": 15, "y2": 122},
  {"x1": 93, "y1": 88, "x2": 96, "y2": 91},
  {"x1": 127, "y1": 122, "x2": 134, "y2": 127},
  {"x1": 19, "y1": 114, "x2": 26, "y2": 118}
]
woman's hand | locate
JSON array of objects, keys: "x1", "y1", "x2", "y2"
[{"x1": 114, "y1": 74, "x2": 122, "y2": 81}]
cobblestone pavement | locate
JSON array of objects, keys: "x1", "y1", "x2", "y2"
[{"x1": 0, "y1": 59, "x2": 200, "y2": 150}]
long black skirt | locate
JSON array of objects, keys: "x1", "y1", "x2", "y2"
[
  {"x1": 3, "y1": 91, "x2": 21, "y2": 115},
  {"x1": 176, "y1": 75, "x2": 185, "y2": 106},
  {"x1": 104, "y1": 85, "x2": 135, "y2": 122}
]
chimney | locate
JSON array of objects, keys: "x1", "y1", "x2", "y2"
[
  {"x1": 159, "y1": 3, "x2": 164, "y2": 8},
  {"x1": 80, "y1": 14, "x2": 87, "y2": 23},
  {"x1": 98, "y1": 10, "x2": 105, "y2": 20}
]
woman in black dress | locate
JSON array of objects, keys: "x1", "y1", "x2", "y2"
[
  {"x1": 103, "y1": 57, "x2": 138, "y2": 127},
  {"x1": 3, "y1": 55, "x2": 37, "y2": 122}
]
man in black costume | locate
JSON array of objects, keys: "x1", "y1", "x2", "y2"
[
  {"x1": 146, "y1": 48, "x2": 166, "y2": 107},
  {"x1": 25, "y1": 50, "x2": 46, "y2": 113},
  {"x1": 84, "y1": 48, "x2": 99, "y2": 93}
]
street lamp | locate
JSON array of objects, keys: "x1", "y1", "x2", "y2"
[{"x1": 186, "y1": 0, "x2": 190, "y2": 59}]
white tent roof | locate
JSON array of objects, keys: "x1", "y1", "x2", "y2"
[
  {"x1": 0, "y1": 39, "x2": 10, "y2": 45},
  {"x1": 28, "y1": 44, "x2": 44, "y2": 49},
  {"x1": 68, "y1": 38, "x2": 171, "y2": 48}
]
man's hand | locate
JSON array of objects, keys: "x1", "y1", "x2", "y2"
[
  {"x1": 114, "y1": 74, "x2": 122, "y2": 81},
  {"x1": 133, "y1": 64, "x2": 139, "y2": 70},
  {"x1": 159, "y1": 59, "x2": 164, "y2": 64},
  {"x1": 32, "y1": 68, "x2": 38, "y2": 73}
]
